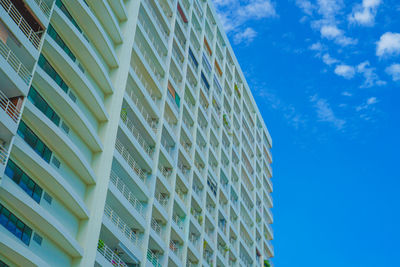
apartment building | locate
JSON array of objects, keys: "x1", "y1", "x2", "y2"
[{"x1": 0, "y1": 0, "x2": 274, "y2": 266}]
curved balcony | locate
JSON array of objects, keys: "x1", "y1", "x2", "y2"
[
  {"x1": 52, "y1": 5, "x2": 114, "y2": 94},
  {"x1": 34, "y1": 67, "x2": 103, "y2": 152},
  {"x1": 24, "y1": 103, "x2": 95, "y2": 185},
  {"x1": 42, "y1": 36, "x2": 108, "y2": 123},
  {"x1": 12, "y1": 137, "x2": 89, "y2": 219},
  {"x1": 62, "y1": 0, "x2": 119, "y2": 68},
  {"x1": 0, "y1": 177, "x2": 83, "y2": 258},
  {"x1": 86, "y1": 0, "x2": 122, "y2": 44}
]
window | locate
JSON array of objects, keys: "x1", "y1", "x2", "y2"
[
  {"x1": 55, "y1": 0, "x2": 83, "y2": 33},
  {"x1": 0, "y1": 203, "x2": 32, "y2": 246},
  {"x1": 17, "y1": 121, "x2": 52, "y2": 163},
  {"x1": 38, "y1": 54, "x2": 69, "y2": 93},
  {"x1": 188, "y1": 48, "x2": 198, "y2": 68},
  {"x1": 201, "y1": 72, "x2": 210, "y2": 90},
  {"x1": 47, "y1": 24, "x2": 76, "y2": 61},
  {"x1": 5, "y1": 160, "x2": 43, "y2": 203},
  {"x1": 0, "y1": 260, "x2": 9, "y2": 267},
  {"x1": 28, "y1": 87, "x2": 61, "y2": 126}
]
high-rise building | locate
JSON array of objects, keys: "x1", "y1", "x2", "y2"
[{"x1": 0, "y1": 0, "x2": 274, "y2": 266}]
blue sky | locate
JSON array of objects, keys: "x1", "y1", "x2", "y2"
[{"x1": 212, "y1": 0, "x2": 400, "y2": 266}]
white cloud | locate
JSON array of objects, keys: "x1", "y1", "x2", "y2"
[
  {"x1": 319, "y1": 25, "x2": 358, "y2": 46},
  {"x1": 386, "y1": 63, "x2": 400, "y2": 81},
  {"x1": 356, "y1": 96, "x2": 378, "y2": 111},
  {"x1": 320, "y1": 25, "x2": 341, "y2": 38},
  {"x1": 296, "y1": 0, "x2": 315, "y2": 15},
  {"x1": 234, "y1": 27, "x2": 257, "y2": 44},
  {"x1": 349, "y1": 0, "x2": 382, "y2": 26},
  {"x1": 376, "y1": 32, "x2": 400, "y2": 57},
  {"x1": 310, "y1": 95, "x2": 346, "y2": 130},
  {"x1": 342, "y1": 91, "x2": 352, "y2": 96},
  {"x1": 322, "y1": 53, "x2": 339, "y2": 65},
  {"x1": 334, "y1": 64, "x2": 356, "y2": 79},
  {"x1": 317, "y1": 0, "x2": 343, "y2": 22},
  {"x1": 213, "y1": 0, "x2": 277, "y2": 35},
  {"x1": 309, "y1": 42, "x2": 324, "y2": 51},
  {"x1": 356, "y1": 61, "x2": 386, "y2": 87}
]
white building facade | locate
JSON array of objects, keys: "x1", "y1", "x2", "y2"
[{"x1": 0, "y1": 0, "x2": 274, "y2": 266}]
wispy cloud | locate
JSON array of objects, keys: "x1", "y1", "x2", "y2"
[
  {"x1": 322, "y1": 53, "x2": 339, "y2": 65},
  {"x1": 385, "y1": 63, "x2": 400, "y2": 81},
  {"x1": 356, "y1": 61, "x2": 386, "y2": 87},
  {"x1": 212, "y1": 0, "x2": 277, "y2": 43},
  {"x1": 233, "y1": 27, "x2": 257, "y2": 44},
  {"x1": 257, "y1": 89, "x2": 307, "y2": 130},
  {"x1": 349, "y1": 0, "x2": 382, "y2": 26},
  {"x1": 356, "y1": 96, "x2": 378, "y2": 111},
  {"x1": 310, "y1": 95, "x2": 346, "y2": 130},
  {"x1": 334, "y1": 64, "x2": 356, "y2": 79},
  {"x1": 376, "y1": 32, "x2": 400, "y2": 57}
]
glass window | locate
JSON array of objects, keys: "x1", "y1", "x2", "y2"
[
  {"x1": 0, "y1": 203, "x2": 32, "y2": 246},
  {"x1": 17, "y1": 121, "x2": 52, "y2": 163}
]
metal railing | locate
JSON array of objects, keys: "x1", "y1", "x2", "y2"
[
  {"x1": 172, "y1": 213, "x2": 184, "y2": 230},
  {"x1": 147, "y1": 249, "x2": 162, "y2": 267},
  {"x1": 135, "y1": 40, "x2": 163, "y2": 83},
  {"x1": 33, "y1": 0, "x2": 51, "y2": 18},
  {"x1": 0, "y1": 40, "x2": 32, "y2": 84},
  {"x1": 156, "y1": 192, "x2": 168, "y2": 207},
  {"x1": 115, "y1": 139, "x2": 147, "y2": 182},
  {"x1": 0, "y1": 144, "x2": 8, "y2": 165},
  {"x1": 125, "y1": 84, "x2": 158, "y2": 132},
  {"x1": 0, "y1": 0, "x2": 42, "y2": 49},
  {"x1": 142, "y1": 0, "x2": 169, "y2": 42},
  {"x1": 109, "y1": 171, "x2": 144, "y2": 217},
  {"x1": 120, "y1": 113, "x2": 153, "y2": 156},
  {"x1": 0, "y1": 90, "x2": 21, "y2": 122},
  {"x1": 138, "y1": 13, "x2": 167, "y2": 60},
  {"x1": 150, "y1": 217, "x2": 163, "y2": 236},
  {"x1": 104, "y1": 204, "x2": 140, "y2": 246},
  {"x1": 169, "y1": 240, "x2": 182, "y2": 259},
  {"x1": 158, "y1": 165, "x2": 172, "y2": 179},
  {"x1": 97, "y1": 241, "x2": 128, "y2": 267}
]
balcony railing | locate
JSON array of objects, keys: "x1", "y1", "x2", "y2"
[
  {"x1": 120, "y1": 113, "x2": 154, "y2": 156},
  {"x1": 138, "y1": 14, "x2": 167, "y2": 60},
  {"x1": 33, "y1": 0, "x2": 51, "y2": 18},
  {"x1": 147, "y1": 249, "x2": 162, "y2": 267},
  {"x1": 0, "y1": 90, "x2": 21, "y2": 122},
  {"x1": 0, "y1": 144, "x2": 8, "y2": 165},
  {"x1": 142, "y1": 0, "x2": 169, "y2": 43},
  {"x1": 97, "y1": 240, "x2": 128, "y2": 267},
  {"x1": 104, "y1": 204, "x2": 140, "y2": 246},
  {"x1": 156, "y1": 192, "x2": 169, "y2": 207},
  {"x1": 0, "y1": 40, "x2": 32, "y2": 84},
  {"x1": 135, "y1": 40, "x2": 164, "y2": 84},
  {"x1": 0, "y1": 0, "x2": 43, "y2": 49},
  {"x1": 158, "y1": 165, "x2": 172, "y2": 180},
  {"x1": 172, "y1": 213, "x2": 184, "y2": 230},
  {"x1": 189, "y1": 233, "x2": 200, "y2": 250},
  {"x1": 115, "y1": 139, "x2": 147, "y2": 182},
  {"x1": 110, "y1": 171, "x2": 144, "y2": 217},
  {"x1": 169, "y1": 240, "x2": 182, "y2": 259},
  {"x1": 150, "y1": 217, "x2": 163, "y2": 237}
]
